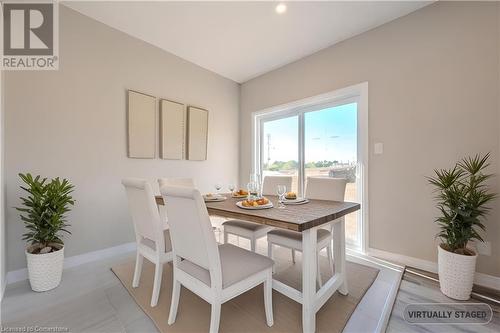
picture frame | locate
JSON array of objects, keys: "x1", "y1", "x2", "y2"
[
  {"x1": 127, "y1": 90, "x2": 156, "y2": 159},
  {"x1": 186, "y1": 106, "x2": 209, "y2": 161},
  {"x1": 159, "y1": 99, "x2": 186, "y2": 160}
]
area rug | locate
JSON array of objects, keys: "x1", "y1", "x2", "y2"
[{"x1": 112, "y1": 245, "x2": 379, "y2": 333}]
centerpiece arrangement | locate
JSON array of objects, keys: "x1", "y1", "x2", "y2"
[{"x1": 427, "y1": 153, "x2": 495, "y2": 300}]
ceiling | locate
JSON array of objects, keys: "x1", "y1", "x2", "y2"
[{"x1": 63, "y1": 1, "x2": 431, "y2": 83}]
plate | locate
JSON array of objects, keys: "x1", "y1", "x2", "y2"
[
  {"x1": 236, "y1": 201, "x2": 274, "y2": 210},
  {"x1": 283, "y1": 199, "x2": 309, "y2": 205},
  {"x1": 231, "y1": 193, "x2": 248, "y2": 198},
  {"x1": 204, "y1": 195, "x2": 227, "y2": 202},
  {"x1": 283, "y1": 197, "x2": 307, "y2": 203}
]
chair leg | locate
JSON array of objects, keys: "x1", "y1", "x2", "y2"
[
  {"x1": 316, "y1": 253, "x2": 322, "y2": 288},
  {"x1": 267, "y1": 242, "x2": 275, "y2": 273},
  {"x1": 327, "y1": 244, "x2": 334, "y2": 275},
  {"x1": 209, "y1": 302, "x2": 221, "y2": 333},
  {"x1": 291, "y1": 249, "x2": 296, "y2": 263},
  {"x1": 151, "y1": 262, "x2": 163, "y2": 307},
  {"x1": 132, "y1": 252, "x2": 143, "y2": 288},
  {"x1": 264, "y1": 270, "x2": 274, "y2": 327},
  {"x1": 223, "y1": 230, "x2": 228, "y2": 244},
  {"x1": 251, "y1": 238, "x2": 256, "y2": 252},
  {"x1": 168, "y1": 279, "x2": 181, "y2": 325}
]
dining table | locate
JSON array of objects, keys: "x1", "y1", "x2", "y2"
[{"x1": 155, "y1": 194, "x2": 360, "y2": 333}]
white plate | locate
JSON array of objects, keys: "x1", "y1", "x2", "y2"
[
  {"x1": 236, "y1": 201, "x2": 274, "y2": 210},
  {"x1": 204, "y1": 195, "x2": 227, "y2": 202},
  {"x1": 283, "y1": 199, "x2": 309, "y2": 205},
  {"x1": 283, "y1": 197, "x2": 307, "y2": 203},
  {"x1": 231, "y1": 193, "x2": 248, "y2": 198}
]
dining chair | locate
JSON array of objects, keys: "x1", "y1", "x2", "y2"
[
  {"x1": 161, "y1": 185, "x2": 274, "y2": 333},
  {"x1": 222, "y1": 175, "x2": 293, "y2": 251},
  {"x1": 158, "y1": 177, "x2": 195, "y2": 188},
  {"x1": 158, "y1": 177, "x2": 225, "y2": 242},
  {"x1": 157, "y1": 178, "x2": 195, "y2": 229},
  {"x1": 261, "y1": 175, "x2": 293, "y2": 197},
  {"x1": 122, "y1": 178, "x2": 173, "y2": 307},
  {"x1": 267, "y1": 177, "x2": 347, "y2": 286}
]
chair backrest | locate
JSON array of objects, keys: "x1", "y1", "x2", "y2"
[
  {"x1": 158, "y1": 178, "x2": 195, "y2": 189},
  {"x1": 122, "y1": 178, "x2": 165, "y2": 251},
  {"x1": 160, "y1": 185, "x2": 222, "y2": 286},
  {"x1": 261, "y1": 176, "x2": 293, "y2": 196},
  {"x1": 305, "y1": 177, "x2": 347, "y2": 202}
]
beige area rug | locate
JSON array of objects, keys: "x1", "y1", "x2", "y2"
[{"x1": 112, "y1": 245, "x2": 379, "y2": 333}]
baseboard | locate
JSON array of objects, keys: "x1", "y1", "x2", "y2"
[
  {"x1": 347, "y1": 248, "x2": 405, "y2": 272},
  {"x1": 6, "y1": 242, "x2": 136, "y2": 285},
  {"x1": 474, "y1": 272, "x2": 500, "y2": 291},
  {"x1": 367, "y1": 247, "x2": 500, "y2": 291},
  {"x1": 367, "y1": 248, "x2": 438, "y2": 273},
  {"x1": 5, "y1": 266, "x2": 28, "y2": 285}
]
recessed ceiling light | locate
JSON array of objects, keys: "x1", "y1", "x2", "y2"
[{"x1": 275, "y1": 3, "x2": 287, "y2": 14}]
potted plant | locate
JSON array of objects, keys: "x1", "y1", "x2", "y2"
[
  {"x1": 16, "y1": 173, "x2": 75, "y2": 292},
  {"x1": 428, "y1": 153, "x2": 495, "y2": 300}
]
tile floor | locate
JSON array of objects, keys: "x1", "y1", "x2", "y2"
[
  {"x1": 4, "y1": 218, "x2": 461, "y2": 333},
  {"x1": 3, "y1": 223, "x2": 497, "y2": 333},
  {"x1": 1, "y1": 248, "x2": 401, "y2": 332},
  {"x1": 387, "y1": 272, "x2": 500, "y2": 333}
]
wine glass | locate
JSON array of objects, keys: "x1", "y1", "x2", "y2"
[
  {"x1": 250, "y1": 174, "x2": 262, "y2": 197},
  {"x1": 214, "y1": 183, "x2": 222, "y2": 197},
  {"x1": 247, "y1": 182, "x2": 256, "y2": 200},
  {"x1": 277, "y1": 185, "x2": 286, "y2": 209},
  {"x1": 228, "y1": 183, "x2": 235, "y2": 195}
]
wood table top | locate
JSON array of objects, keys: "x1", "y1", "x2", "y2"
[{"x1": 155, "y1": 194, "x2": 360, "y2": 232}]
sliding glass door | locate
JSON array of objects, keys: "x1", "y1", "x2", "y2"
[
  {"x1": 304, "y1": 103, "x2": 359, "y2": 245},
  {"x1": 261, "y1": 115, "x2": 299, "y2": 193},
  {"x1": 255, "y1": 93, "x2": 365, "y2": 249}
]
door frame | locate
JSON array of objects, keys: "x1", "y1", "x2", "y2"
[{"x1": 251, "y1": 82, "x2": 369, "y2": 252}]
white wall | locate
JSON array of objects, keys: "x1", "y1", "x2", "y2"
[
  {"x1": 240, "y1": 2, "x2": 500, "y2": 277},
  {"x1": 4, "y1": 7, "x2": 240, "y2": 272}
]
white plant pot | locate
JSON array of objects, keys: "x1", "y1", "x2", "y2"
[
  {"x1": 438, "y1": 244, "x2": 477, "y2": 300},
  {"x1": 26, "y1": 246, "x2": 64, "y2": 292}
]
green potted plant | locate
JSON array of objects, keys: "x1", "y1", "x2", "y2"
[
  {"x1": 428, "y1": 153, "x2": 495, "y2": 300},
  {"x1": 16, "y1": 173, "x2": 75, "y2": 292}
]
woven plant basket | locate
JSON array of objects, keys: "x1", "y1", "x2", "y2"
[
  {"x1": 438, "y1": 244, "x2": 477, "y2": 300},
  {"x1": 26, "y1": 246, "x2": 64, "y2": 292}
]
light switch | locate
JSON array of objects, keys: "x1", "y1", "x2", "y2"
[{"x1": 374, "y1": 142, "x2": 383, "y2": 155}]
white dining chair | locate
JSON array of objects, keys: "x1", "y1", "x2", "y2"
[
  {"x1": 267, "y1": 177, "x2": 347, "y2": 286},
  {"x1": 261, "y1": 175, "x2": 293, "y2": 197},
  {"x1": 222, "y1": 175, "x2": 293, "y2": 251},
  {"x1": 158, "y1": 177, "x2": 224, "y2": 242},
  {"x1": 161, "y1": 185, "x2": 274, "y2": 333},
  {"x1": 122, "y1": 178, "x2": 173, "y2": 307},
  {"x1": 157, "y1": 178, "x2": 195, "y2": 229},
  {"x1": 158, "y1": 177, "x2": 195, "y2": 188}
]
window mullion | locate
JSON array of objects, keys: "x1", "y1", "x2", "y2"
[{"x1": 298, "y1": 112, "x2": 305, "y2": 196}]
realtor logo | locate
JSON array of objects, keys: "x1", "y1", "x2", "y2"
[{"x1": 1, "y1": 1, "x2": 59, "y2": 70}]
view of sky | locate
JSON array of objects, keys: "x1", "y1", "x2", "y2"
[{"x1": 263, "y1": 103, "x2": 357, "y2": 164}]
